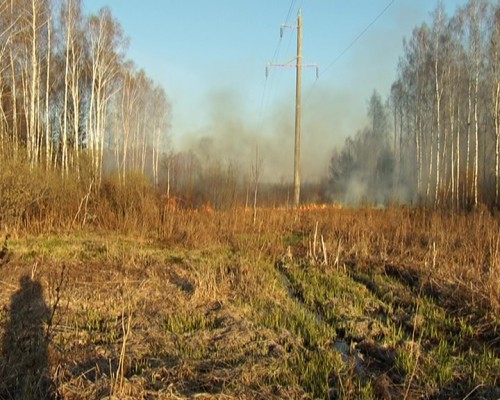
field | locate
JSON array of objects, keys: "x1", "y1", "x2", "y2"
[{"x1": 0, "y1": 207, "x2": 498, "y2": 399}]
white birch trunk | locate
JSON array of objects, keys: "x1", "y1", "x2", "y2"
[
  {"x1": 433, "y1": 11, "x2": 442, "y2": 206},
  {"x1": 28, "y1": 0, "x2": 38, "y2": 168},
  {"x1": 45, "y1": 14, "x2": 51, "y2": 170}
]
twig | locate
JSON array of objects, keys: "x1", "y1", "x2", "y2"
[
  {"x1": 462, "y1": 384, "x2": 485, "y2": 400},
  {"x1": 112, "y1": 290, "x2": 133, "y2": 396},
  {"x1": 46, "y1": 265, "x2": 67, "y2": 340},
  {"x1": 313, "y1": 221, "x2": 318, "y2": 261},
  {"x1": 334, "y1": 239, "x2": 342, "y2": 269},
  {"x1": 404, "y1": 283, "x2": 425, "y2": 400},
  {"x1": 321, "y1": 235, "x2": 328, "y2": 266},
  {"x1": 72, "y1": 179, "x2": 94, "y2": 228}
]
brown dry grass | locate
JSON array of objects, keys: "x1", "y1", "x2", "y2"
[{"x1": 0, "y1": 206, "x2": 498, "y2": 399}]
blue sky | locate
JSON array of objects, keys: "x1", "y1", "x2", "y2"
[{"x1": 84, "y1": 0, "x2": 469, "y2": 181}]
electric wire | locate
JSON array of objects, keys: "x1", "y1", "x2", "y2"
[
  {"x1": 285, "y1": 0, "x2": 297, "y2": 26},
  {"x1": 268, "y1": 0, "x2": 297, "y2": 98},
  {"x1": 259, "y1": 0, "x2": 298, "y2": 127},
  {"x1": 322, "y1": 0, "x2": 396, "y2": 77},
  {"x1": 303, "y1": 0, "x2": 397, "y2": 106}
]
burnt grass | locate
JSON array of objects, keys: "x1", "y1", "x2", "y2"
[{"x1": 0, "y1": 207, "x2": 498, "y2": 399}]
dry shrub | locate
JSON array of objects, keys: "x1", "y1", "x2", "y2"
[
  {"x1": 28, "y1": 172, "x2": 93, "y2": 232},
  {"x1": 0, "y1": 156, "x2": 33, "y2": 227},
  {"x1": 0, "y1": 154, "x2": 165, "y2": 234},
  {"x1": 98, "y1": 172, "x2": 159, "y2": 232},
  {"x1": 0, "y1": 147, "x2": 100, "y2": 233},
  {"x1": 0, "y1": 154, "x2": 54, "y2": 232}
]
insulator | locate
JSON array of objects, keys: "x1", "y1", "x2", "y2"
[{"x1": 316, "y1": 67, "x2": 319, "y2": 79}]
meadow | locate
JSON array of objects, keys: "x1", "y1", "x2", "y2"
[
  {"x1": 0, "y1": 204, "x2": 498, "y2": 399},
  {"x1": 1, "y1": 0, "x2": 499, "y2": 397}
]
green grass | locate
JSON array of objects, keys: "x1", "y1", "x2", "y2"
[
  {"x1": 163, "y1": 312, "x2": 220, "y2": 334},
  {"x1": 273, "y1": 256, "x2": 499, "y2": 399}
]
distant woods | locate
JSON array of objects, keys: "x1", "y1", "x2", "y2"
[
  {"x1": 330, "y1": 91, "x2": 395, "y2": 205},
  {"x1": 0, "y1": 0, "x2": 171, "y2": 185},
  {"x1": 1, "y1": 0, "x2": 500, "y2": 222},
  {"x1": 331, "y1": 0, "x2": 500, "y2": 209}
]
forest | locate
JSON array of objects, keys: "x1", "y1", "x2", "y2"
[
  {"x1": 0, "y1": 0, "x2": 169, "y2": 188},
  {"x1": 331, "y1": 1, "x2": 500, "y2": 209},
  {"x1": 1, "y1": 0, "x2": 500, "y2": 218},
  {"x1": 0, "y1": 1, "x2": 499, "y2": 399}
]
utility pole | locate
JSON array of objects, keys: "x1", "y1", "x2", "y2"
[
  {"x1": 266, "y1": 9, "x2": 317, "y2": 208},
  {"x1": 294, "y1": 10, "x2": 302, "y2": 208}
]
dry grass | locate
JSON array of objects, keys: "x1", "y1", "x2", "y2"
[{"x1": 0, "y1": 207, "x2": 498, "y2": 399}]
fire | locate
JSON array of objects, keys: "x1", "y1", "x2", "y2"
[
  {"x1": 166, "y1": 196, "x2": 179, "y2": 212},
  {"x1": 162, "y1": 198, "x2": 342, "y2": 214},
  {"x1": 299, "y1": 203, "x2": 342, "y2": 211}
]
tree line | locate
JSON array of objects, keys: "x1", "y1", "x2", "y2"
[
  {"x1": 0, "y1": 0, "x2": 171, "y2": 186},
  {"x1": 330, "y1": 0, "x2": 500, "y2": 209},
  {"x1": 3, "y1": 0, "x2": 500, "y2": 212}
]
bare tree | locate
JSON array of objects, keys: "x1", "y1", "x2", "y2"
[
  {"x1": 0, "y1": 0, "x2": 16, "y2": 153},
  {"x1": 67, "y1": 0, "x2": 85, "y2": 175},
  {"x1": 432, "y1": 4, "x2": 445, "y2": 206},
  {"x1": 489, "y1": 4, "x2": 500, "y2": 207},
  {"x1": 463, "y1": 0, "x2": 488, "y2": 206},
  {"x1": 87, "y1": 7, "x2": 124, "y2": 183},
  {"x1": 118, "y1": 62, "x2": 139, "y2": 184},
  {"x1": 43, "y1": 11, "x2": 52, "y2": 170},
  {"x1": 151, "y1": 85, "x2": 170, "y2": 188},
  {"x1": 0, "y1": 0, "x2": 169, "y2": 193}
]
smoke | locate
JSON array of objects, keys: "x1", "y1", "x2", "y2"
[
  {"x1": 164, "y1": 0, "x2": 458, "y2": 205},
  {"x1": 340, "y1": 174, "x2": 413, "y2": 207},
  {"x1": 174, "y1": 85, "x2": 367, "y2": 185}
]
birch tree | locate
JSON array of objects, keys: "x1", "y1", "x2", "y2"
[
  {"x1": 60, "y1": 0, "x2": 85, "y2": 175},
  {"x1": 0, "y1": 0, "x2": 171, "y2": 188},
  {"x1": 0, "y1": 0, "x2": 15, "y2": 153},
  {"x1": 8, "y1": 0, "x2": 20, "y2": 158},
  {"x1": 118, "y1": 62, "x2": 139, "y2": 183},
  {"x1": 463, "y1": 0, "x2": 488, "y2": 206},
  {"x1": 43, "y1": 11, "x2": 52, "y2": 170},
  {"x1": 87, "y1": 7, "x2": 124, "y2": 183},
  {"x1": 151, "y1": 85, "x2": 170, "y2": 188},
  {"x1": 489, "y1": 4, "x2": 500, "y2": 207},
  {"x1": 432, "y1": 5, "x2": 445, "y2": 205}
]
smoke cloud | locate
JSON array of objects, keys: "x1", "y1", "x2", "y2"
[{"x1": 174, "y1": 85, "x2": 368, "y2": 185}]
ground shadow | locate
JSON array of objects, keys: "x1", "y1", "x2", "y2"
[{"x1": 0, "y1": 275, "x2": 54, "y2": 399}]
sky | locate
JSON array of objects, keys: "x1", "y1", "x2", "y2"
[{"x1": 83, "y1": 0, "x2": 469, "y2": 182}]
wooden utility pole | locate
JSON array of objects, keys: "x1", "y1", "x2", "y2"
[
  {"x1": 267, "y1": 9, "x2": 316, "y2": 208},
  {"x1": 293, "y1": 10, "x2": 302, "y2": 208}
]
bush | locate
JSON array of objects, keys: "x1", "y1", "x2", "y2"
[
  {"x1": 0, "y1": 155, "x2": 48, "y2": 230},
  {"x1": 99, "y1": 172, "x2": 159, "y2": 232}
]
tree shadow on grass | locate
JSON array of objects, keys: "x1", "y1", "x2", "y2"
[{"x1": 0, "y1": 275, "x2": 55, "y2": 399}]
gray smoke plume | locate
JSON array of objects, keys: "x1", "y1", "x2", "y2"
[{"x1": 174, "y1": 85, "x2": 367, "y2": 185}]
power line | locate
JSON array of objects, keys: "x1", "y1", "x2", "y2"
[
  {"x1": 325, "y1": 0, "x2": 397, "y2": 77},
  {"x1": 304, "y1": 0, "x2": 397, "y2": 103},
  {"x1": 285, "y1": 0, "x2": 297, "y2": 26},
  {"x1": 259, "y1": 0, "x2": 299, "y2": 122}
]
